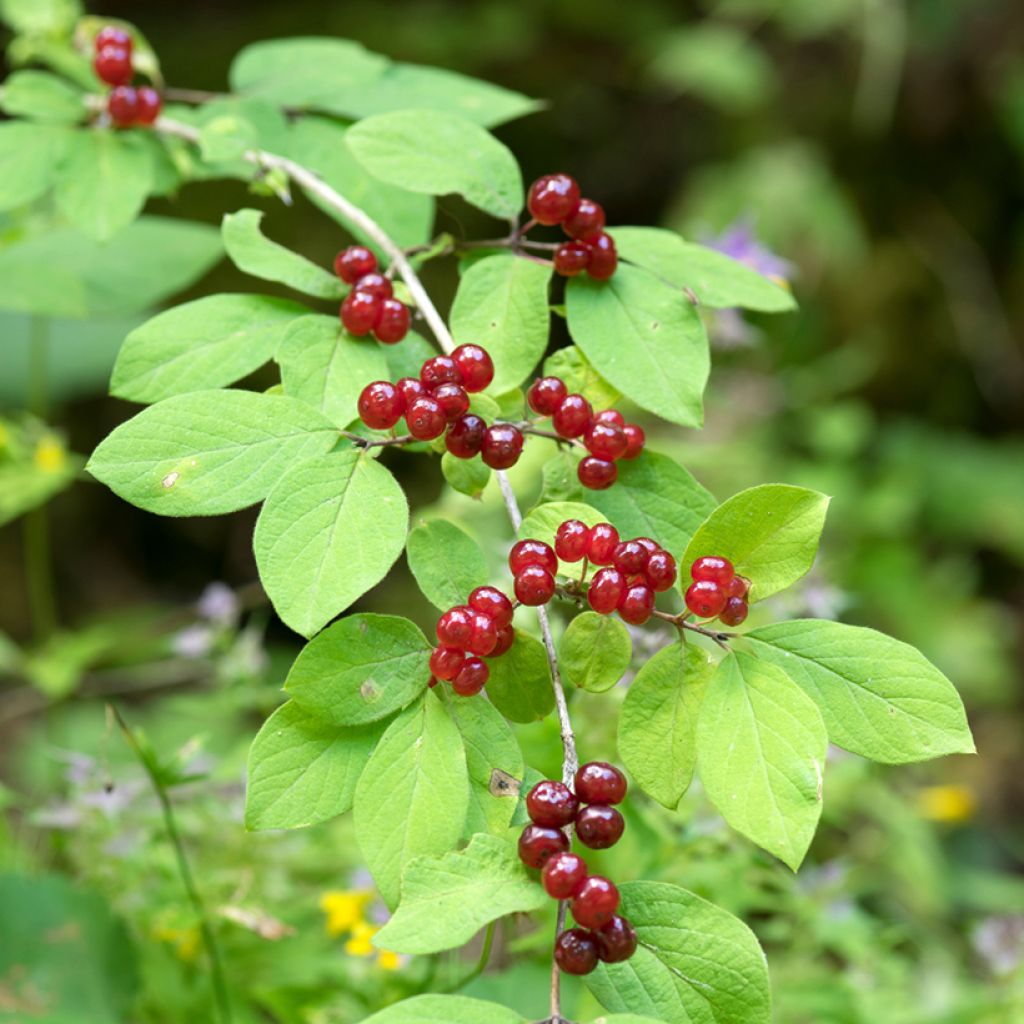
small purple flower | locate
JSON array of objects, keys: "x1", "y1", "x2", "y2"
[
  {"x1": 197, "y1": 582, "x2": 239, "y2": 626},
  {"x1": 171, "y1": 624, "x2": 214, "y2": 658},
  {"x1": 705, "y1": 218, "x2": 794, "y2": 283}
]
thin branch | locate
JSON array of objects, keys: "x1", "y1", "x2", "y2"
[
  {"x1": 340, "y1": 430, "x2": 416, "y2": 449},
  {"x1": 651, "y1": 609, "x2": 736, "y2": 649}
]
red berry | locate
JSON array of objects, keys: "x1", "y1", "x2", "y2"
[
  {"x1": 587, "y1": 233, "x2": 618, "y2": 280},
  {"x1": 94, "y1": 44, "x2": 132, "y2": 86},
  {"x1": 489, "y1": 624, "x2": 515, "y2": 658},
  {"x1": 436, "y1": 606, "x2": 473, "y2": 648},
  {"x1": 452, "y1": 656, "x2": 489, "y2": 696},
  {"x1": 594, "y1": 409, "x2": 625, "y2": 429},
  {"x1": 575, "y1": 806, "x2": 625, "y2": 850},
  {"x1": 586, "y1": 524, "x2": 620, "y2": 566},
  {"x1": 726, "y1": 575, "x2": 751, "y2": 598},
  {"x1": 432, "y1": 382, "x2": 470, "y2": 422},
  {"x1": 554, "y1": 928, "x2": 599, "y2": 976},
  {"x1": 685, "y1": 580, "x2": 727, "y2": 619},
  {"x1": 334, "y1": 245, "x2": 377, "y2": 284},
  {"x1": 340, "y1": 290, "x2": 381, "y2": 336},
  {"x1": 570, "y1": 875, "x2": 620, "y2": 928},
  {"x1": 554, "y1": 519, "x2": 590, "y2": 562},
  {"x1": 373, "y1": 298, "x2": 409, "y2": 343},
  {"x1": 595, "y1": 915, "x2": 637, "y2": 963},
  {"x1": 553, "y1": 241, "x2": 591, "y2": 277},
  {"x1": 541, "y1": 852, "x2": 588, "y2": 899},
  {"x1": 509, "y1": 540, "x2": 558, "y2": 576},
  {"x1": 579, "y1": 456, "x2": 617, "y2": 490},
  {"x1": 719, "y1": 596, "x2": 749, "y2": 627},
  {"x1": 646, "y1": 551, "x2": 677, "y2": 592},
  {"x1": 622, "y1": 423, "x2": 645, "y2": 459},
  {"x1": 635, "y1": 537, "x2": 659, "y2": 556},
  {"x1": 353, "y1": 272, "x2": 392, "y2": 299},
  {"x1": 587, "y1": 567, "x2": 625, "y2": 614},
  {"x1": 466, "y1": 611, "x2": 498, "y2": 657},
  {"x1": 445, "y1": 413, "x2": 486, "y2": 458},
  {"x1": 357, "y1": 380, "x2": 404, "y2": 430},
  {"x1": 396, "y1": 376, "x2": 426, "y2": 406},
  {"x1": 552, "y1": 394, "x2": 593, "y2": 438},
  {"x1": 583, "y1": 421, "x2": 628, "y2": 461},
  {"x1": 618, "y1": 582, "x2": 654, "y2": 625},
  {"x1": 405, "y1": 395, "x2": 447, "y2": 440},
  {"x1": 107, "y1": 86, "x2": 138, "y2": 127},
  {"x1": 481, "y1": 424, "x2": 524, "y2": 469},
  {"x1": 451, "y1": 344, "x2": 494, "y2": 393},
  {"x1": 527, "y1": 173, "x2": 580, "y2": 225},
  {"x1": 575, "y1": 762, "x2": 627, "y2": 805},
  {"x1": 527, "y1": 376, "x2": 568, "y2": 417},
  {"x1": 96, "y1": 26, "x2": 132, "y2": 50},
  {"x1": 514, "y1": 565, "x2": 556, "y2": 606},
  {"x1": 526, "y1": 780, "x2": 579, "y2": 829},
  {"x1": 468, "y1": 586, "x2": 514, "y2": 629},
  {"x1": 135, "y1": 87, "x2": 162, "y2": 126},
  {"x1": 421, "y1": 355, "x2": 463, "y2": 389},
  {"x1": 691, "y1": 556, "x2": 735, "y2": 585},
  {"x1": 429, "y1": 646, "x2": 465, "y2": 682},
  {"x1": 518, "y1": 824, "x2": 569, "y2": 869},
  {"x1": 612, "y1": 540, "x2": 650, "y2": 576},
  {"x1": 563, "y1": 198, "x2": 606, "y2": 240}
]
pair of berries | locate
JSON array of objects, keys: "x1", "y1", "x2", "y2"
[
  {"x1": 508, "y1": 538, "x2": 559, "y2": 607},
  {"x1": 336, "y1": 246, "x2": 411, "y2": 344},
  {"x1": 518, "y1": 763, "x2": 636, "y2": 975},
  {"x1": 526, "y1": 376, "x2": 645, "y2": 490},
  {"x1": 93, "y1": 27, "x2": 162, "y2": 128},
  {"x1": 526, "y1": 174, "x2": 618, "y2": 281},
  {"x1": 683, "y1": 556, "x2": 751, "y2": 626},
  {"x1": 429, "y1": 586, "x2": 515, "y2": 696}
]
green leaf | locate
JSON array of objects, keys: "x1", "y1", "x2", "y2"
[
  {"x1": 0, "y1": 70, "x2": 84, "y2": 122},
  {"x1": 0, "y1": 0, "x2": 81, "y2": 35},
  {"x1": 746, "y1": 620, "x2": 975, "y2": 763},
  {"x1": 588, "y1": 451, "x2": 717, "y2": 557},
  {"x1": 619, "y1": 642, "x2": 713, "y2": 809},
  {"x1": 111, "y1": 294, "x2": 307, "y2": 404},
  {"x1": 346, "y1": 110, "x2": 523, "y2": 219},
  {"x1": 284, "y1": 613, "x2": 430, "y2": 726},
  {"x1": 450, "y1": 254, "x2": 552, "y2": 391},
  {"x1": 221, "y1": 208, "x2": 345, "y2": 299},
  {"x1": 610, "y1": 227, "x2": 795, "y2": 312},
  {"x1": 0, "y1": 433, "x2": 83, "y2": 527},
  {"x1": 0, "y1": 122, "x2": 71, "y2": 210},
  {"x1": 682, "y1": 484, "x2": 829, "y2": 601},
  {"x1": 697, "y1": 652, "x2": 827, "y2": 870},
  {"x1": 276, "y1": 314, "x2": 389, "y2": 427},
  {"x1": 374, "y1": 833, "x2": 544, "y2": 955},
  {"x1": 254, "y1": 451, "x2": 409, "y2": 637},
  {"x1": 486, "y1": 629, "x2": 555, "y2": 723},
  {"x1": 519, "y1": 500, "x2": 605, "y2": 542},
  {"x1": 406, "y1": 519, "x2": 489, "y2": 610},
  {"x1": 543, "y1": 345, "x2": 621, "y2": 409},
  {"x1": 245, "y1": 701, "x2": 384, "y2": 830},
  {"x1": 354, "y1": 696, "x2": 469, "y2": 908},
  {"x1": 566, "y1": 265, "x2": 709, "y2": 427},
  {"x1": 585, "y1": 881, "x2": 771, "y2": 1024},
  {"x1": 54, "y1": 130, "x2": 153, "y2": 242},
  {"x1": 540, "y1": 448, "x2": 583, "y2": 503},
  {"x1": 442, "y1": 452, "x2": 490, "y2": 498},
  {"x1": 87, "y1": 390, "x2": 337, "y2": 516},
  {"x1": 356, "y1": 994, "x2": 525, "y2": 1024},
  {"x1": 559, "y1": 612, "x2": 632, "y2": 693}
]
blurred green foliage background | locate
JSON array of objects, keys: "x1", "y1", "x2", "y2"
[{"x1": 1, "y1": 1, "x2": 1022, "y2": 1021}]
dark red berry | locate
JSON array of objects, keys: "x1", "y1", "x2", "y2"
[
  {"x1": 489, "y1": 624, "x2": 515, "y2": 657},
  {"x1": 405, "y1": 395, "x2": 447, "y2": 440},
  {"x1": 432, "y1": 382, "x2": 470, "y2": 422},
  {"x1": 452, "y1": 656, "x2": 489, "y2": 696},
  {"x1": 646, "y1": 551, "x2": 677, "y2": 592},
  {"x1": 579, "y1": 456, "x2": 617, "y2": 490},
  {"x1": 514, "y1": 565, "x2": 556, "y2": 606},
  {"x1": 526, "y1": 780, "x2": 579, "y2": 829},
  {"x1": 587, "y1": 233, "x2": 618, "y2": 280},
  {"x1": 552, "y1": 394, "x2": 593, "y2": 439},
  {"x1": 527, "y1": 173, "x2": 580, "y2": 225},
  {"x1": 594, "y1": 409, "x2": 625, "y2": 429},
  {"x1": 96, "y1": 26, "x2": 132, "y2": 50},
  {"x1": 518, "y1": 824, "x2": 569, "y2": 869},
  {"x1": 563, "y1": 198, "x2": 606, "y2": 241},
  {"x1": 541, "y1": 852, "x2": 588, "y2": 900},
  {"x1": 635, "y1": 537, "x2": 659, "y2": 556},
  {"x1": 357, "y1": 381, "x2": 405, "y2": 430},
  {"x1": 612, "y1": 540, "x2": 650, "y2": 576},
  {"x1": 726, "y1": 575, "x2": 751, "y2": 599},
  {"x1": 553, "y1": 241, "x2": 591, "y2": 277},
  {"x1": 466, "y1": 610, "x2": 498, "y2": 657},
  {"x1": 340, "y1": 291, "x2": 381, "y2": 336},
  {"x1": 334, "y1": 245, "x2": 377, "y2": 284},
  {"x1": 451, "y1": 344, "x2": 494, "y2": 393},
  {"x1": 481, "y1": 424, "x2": 524, "y2": 469},
  {"x1": 618, "y1": 582, "x2": 654, "y2": 625},
  {"x1": 135, "y1": 87, "x2": 162, "y2": 126},
  {"x1": 509, "y1": 540, "x2": 558, "y2": 576},
  {"x1": 527, "y1": 376, "x2": 568, "y2": 417},
  {"x1": 575, "y1": 762, "x2": 627, "y2": 805},
  {"x1": 436, "y1": 606, "x2": 473, "y2": 648},
  {"x1": 587, "y1": 567, "x2": 625, "y2": 614},
  {"x1": 575, "y1": 806, "x2": 625, "y2": 850},
  {"x1": 429, "y1": 646, "x2": 465, "y2": 682},
  {"x1": 554, "y1": 519, "x2": 589, "y2": 562},
  {"x1": 353, "y1": 272, "x2": 392, "y2": 299},
  {"x1": 373, "y1": 298, "x2": 409, "y2": 344},
  {"x1": 468, "y1": 586, "x2": 514, "y2": 629},
  {"x1": 107, "y1": 86, "x2": 138, "y2": 127},
  {"x1": 94, "y1": 45, "x2": 132, "y2": 86},
  {"x1": 570, "y1": 875, "x2": 620, "y2": 928},
  {"x1": 584, "y1": 421, "x2": 628, "y2": 461},
  {"x1": 622, "y1": 423, "x2": 645, "y2": 459},
  {"x1": 396, "y1": 376, "x2": 426, "y2": 406},
  {"x1": 554, "y1": 928, "x2": 599, "y2": 976},
  {"x1": 691, "y1": 556, "x2": 735, "y2": 585},
  {"x1": 421, "y1": 355, "x2": 463, "y2": 389},
  {"x1": 685, "y1": 580, "x2": 727, "y2": 619},
  {"x1": 586, "y1": 524, "x2": 620, "y2": 566},
  {"x1": 445, "y1": 413, "x2": 486, "y2": 458},
  {"x1": 595, "y1": 916, "x2": 637, "y2": 963},
  {"x1": 719, "y1": 596, "x2": 749, "y2": 626}
]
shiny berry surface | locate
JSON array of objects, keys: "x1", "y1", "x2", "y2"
[
  {"x1": 719, "y1": 596, "x2": 749, "y2": 626},
  {"x1": 468, "y1": 586, "x2": 514, "y2": 628},
  {"x1": 451, "y1": 344, "x2": 494, "y2": 392},
  {"x1": 646, "y1": 551, "x2": 678, "y2": 592},
  {"x1": 594, "y1": 409, "x2": 625, "y2": 429},
  {"x1": 352, "y1": 272, "x2": 392, "y2": 299},
  {"x1": 575, "y1": 762, "x2": 627, "y2": 805},
  {"x1": 595, "y1": 915, "x2": 637, "y2": 963},
  {"x1": 518, "y1": 824, "x2": 569, "y2": 869},
  {"x1": 527, "y1": 376, "x2": 568, "y2": 416},
  {"x1": 587, "y1": 567, "x2": 625, "y2": 614},
  {"x1": 622, "y1": 423, "x2": 645, "y2": 459},
  {"x1": 340, "y1": 290, "x2": 381, "y2": 336},
  {"x1": 563, "y1": 198, "x2": 606, "y2": 240},
  {"x1": 436, "y1": 606, "x2": 473, "y2": 647},
  {"x1": 586, "y1": 523, "x2": 620, "y2": 565},
  {"x1": 526, "y1": 780, "x2": 579, "y2": 829},
  {"x1": 691, "y1": 555, "x2": 735, "y2": 585},
  {"x1": 373, "y1": 298, "x2": 409, "y2": 343},
  {"x1": 685, "y1": 579, "x2": 727, "y2": 619},
  {"x1": 553, "y1": 241, "x2": 591, "y2": 277},
  {"x1": 444, "y1": 413, "x2": 486, "y2": 458},
  {"x1": 107, "y1": 86, "x2": 138, "y2": 127},
  {"x1": 578, "y1": 456, "x2": 618, "y2": 490},
  {"x1": 466, "y1": 610, "x2": 498, "y2": 657},
  {"x1": 334, "y1": 245, "x2": 377, "y2": 283},
  {"x1": 429, "y1": 646, "x2": 465, "y2": 681},
  {"x1": 575, "y1": 805, "x2": 626, "y2": 849},
  {"x1": 726, "y1": 575, "x2": 751, "y2": 598},
  {"x1": 570, "y1": 875, "x2": 620, "y2": 929},
  {"x1": 587, "y1": 232, "x2": 618, "y2": 280},
  {"x1": 94, "y1": 45, "x2": 133, "y2": 86},
  {"x1": 527, "y1": 173, "x2": 580, "y2": 225},
  {"x1": 405, "y1": 395, "x2": 447, "y2": 440},
  {"x1": 135, "y1": 87, "x2": 162, "y2": 125},
  {"x1": 618, "y1": 582, "x2": 654, "y2": 625},
  {"x1": 420, "y1": 355, "x2": 463, "y2": 389},
  {"x1": 612, "y1": 540, "x2": 650, "y2": 576},
  {"x1": 452, "y1": 656, "x2": 489, "y2": 695},
  {"x1": 583, "y1": 421, "x2": 628, "y2": 461},
  {"x1": 552, "y1": 394, "x2": 593, "y2": 438},
  {"x1": 509, "y1": 540, "x2": 558, "y2": 576},
  {"x1": 96, "y1": 26, "x2": 132, "y2": 49},
  {"x1": 554, "y1": 519, "x2": 589, "y2": 562},
  {"x1": 432, "y1": 382, "x2": 470, "y2": 422},
  {"x1": 554, "y1": 928, "x2": 599, "y2": 976},
  {"x1": 514, "y1": 565, "x2": 556, "y2": 606},
  {"x1": 396, "y1": 376, "x2": 426, "y2": 406},
  {"x1": 481, "y1": 424, "x2": 524, "y2": 469},
  {"x1": 357, "y1": 381, "x2": 404, "y2": 430},
  {"x1": 489, "y1": 624, "x2": 515, "y2": 657},
  {"x1": 541, "y1": 852, "x2": 588, "y2": 899}
]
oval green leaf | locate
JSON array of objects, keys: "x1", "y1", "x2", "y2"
[
  {"x1": 406, "y1": 518, "x2": 490, "y2": 610},
  {"x1": 486, "y1": 629, "x2": 555, "y2": 723},
  {"x1": 559, "y1": 612, "x2": 632, "y2": 693}
]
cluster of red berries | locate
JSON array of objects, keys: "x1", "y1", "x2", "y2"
[
  {"x1": 335, "y1": 246, "x2": 411, "y2": 344},
  {"x1": 518, "y1": 762, "x2": 636, "y2": 976},
  {"x1": 428, "y1": 586, "x2": 515, "y2": 696},
  {"x1": 527, "y1": 174, "x2": 618, "y2": 281},
  {"x1": 526, "y1": 377, "x2": 644, "y2": 490},
  {"x1": 93, "y1": 27, "x2": 162, "y2": 128},
  {"x1": 683, "y1": 556, "x2": 751, "y2": 626}
]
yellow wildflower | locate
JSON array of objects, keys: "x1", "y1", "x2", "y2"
[
  {"x1": 376, "y1": 949, "x2": 401, "y2": 971},
  {"x1": 33, "y1": 436, "x2": 66, "y2": 473},
  {"x1": 152, "y1": 923, "x2": 201, "y2": 962},
  {"x1": 344, "y1": 919, "x2": 379, "y2": 957},
  {"x1": 917, "y1": 784, "x2": 977, "y2": 823},
  {"x1": 319, "y1": 890, "x2": 372, "y2": 937}
]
